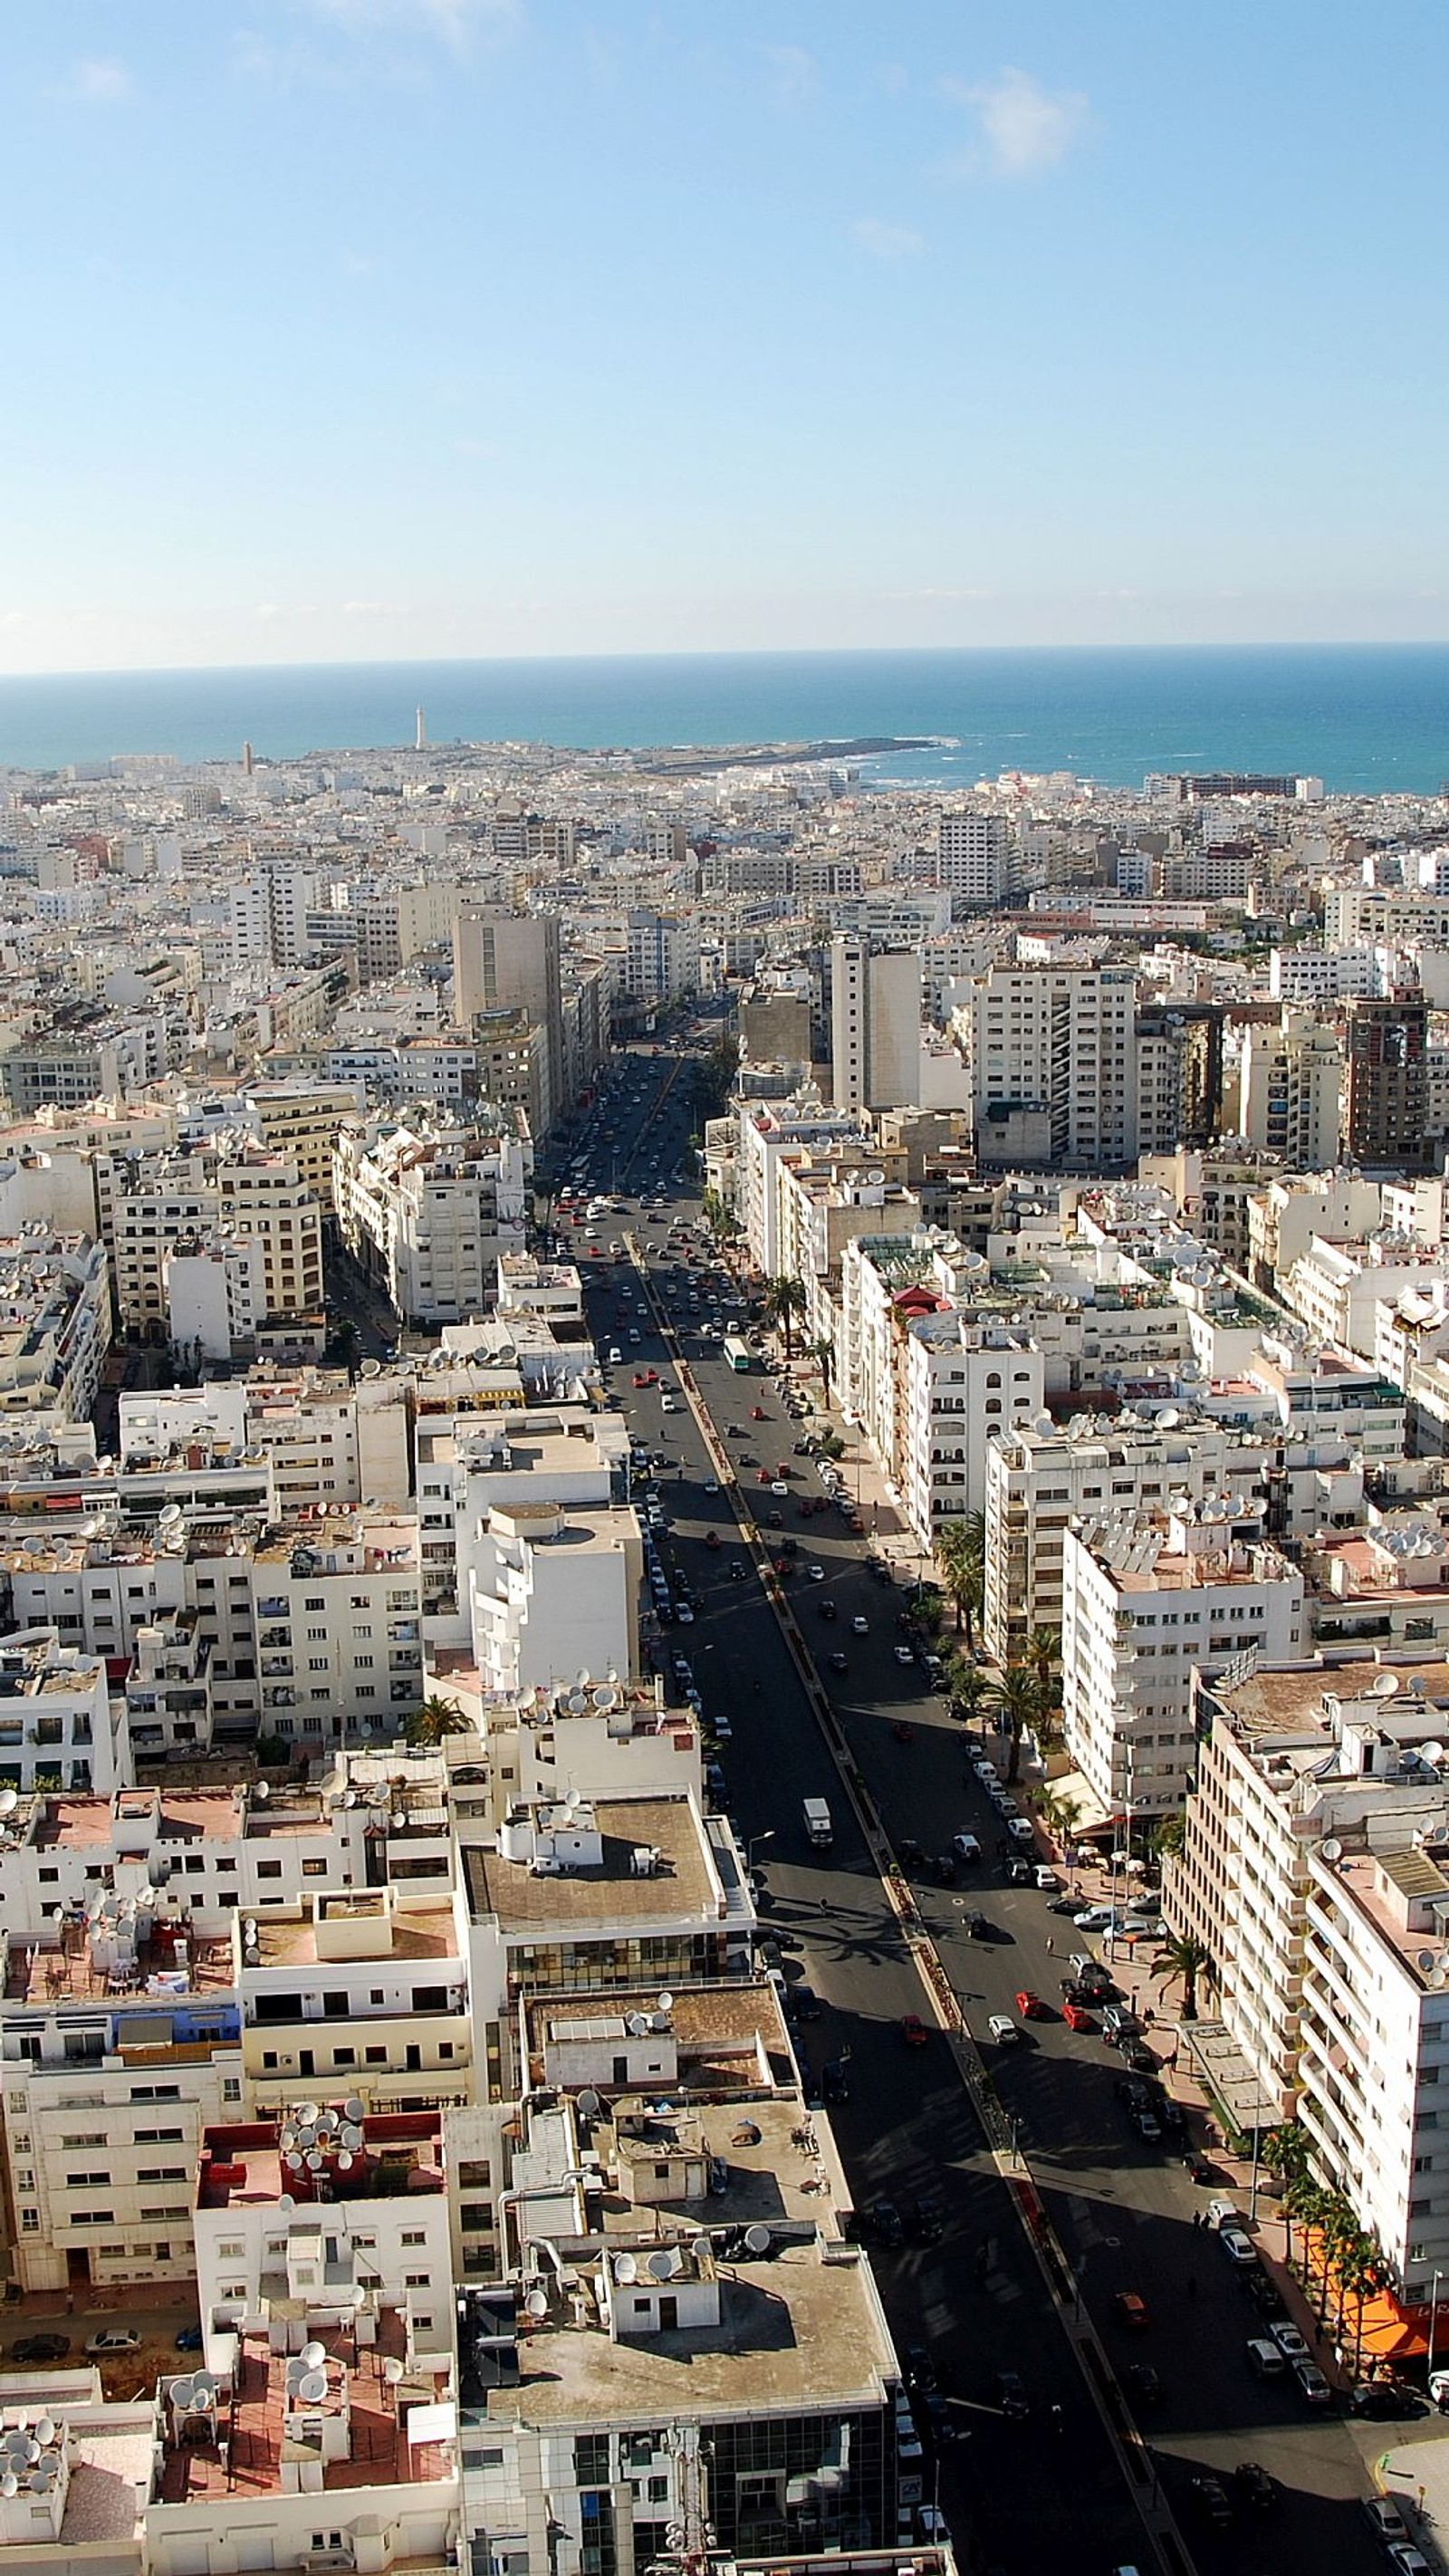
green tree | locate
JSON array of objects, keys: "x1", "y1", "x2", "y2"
[
  {"x1": 764, "y1": 1274, "x2": 808, "y2": 1360},
  {"x1": 700, "y1": 1187, "x2": 733, "y2": 1241},
  {"x1": 1158, "y1": 1933, "x2": 1212, "y2": 2023},
  {"x1": 1036, "y1": 1786, "x2": 1083, "y2": 1848},
  {"x1": 989, "y1": 1663, "x2": 1042, "y2": 1787},
  {"x1": 406, "y1": 1694, "x2": 471, "y2": 1749},
  {"x1": 936, "y1": 1513, "x2": 986, "y2": 1643},
  {"x1": 945, "y1": 1658, "x2": 993, "y2": 1728},
  {"x1": 1148, "y1": 1811, "x2": 1186, "y2": 1862}
]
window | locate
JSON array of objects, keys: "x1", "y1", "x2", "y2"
[
  {"x1": 401, "y1": 2229, "x2": 427, "y2": 2247},
  {"x1": 405, "y1": 2272, "x2": 430, "y2": 2290}
]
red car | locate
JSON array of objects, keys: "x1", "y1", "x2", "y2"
[
  {"x1": 1062, "y1": 2001, "x2": 1097, "y2": 2033},
  {"x1": 751, "y1": 1404, "x2": 767, "y2": 1420},
  {"x1": 1014, "y1": 1989, "x2": 1047, "y2": 2021},
  {"x1": 633, "y1": 1372, "x2": 649, "y2": 1388},
  {"x1": 1113, "y1": 2292, "x2": 1150, "y2": 2331},
  {"x1": 901, "y1": 2014, "x2": 930, "y2": 2046}
]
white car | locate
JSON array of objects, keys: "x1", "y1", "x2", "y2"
[
  {"x1": 807, "y1": 1563, "x2": 825, "y2": 1581},
  {"x1": 1219, "y1": 2226, "x2": 1258, "y2": 2266},
  {"x1": 1008, "y1": 1817, "x2": 1036, "y2": 1845},
  {"x1": 851, "y1": 1616, "x2": 869, "y2": 1635},
  {"x1": 1268, "y1": 2319, "x2": 1309, "y2": 2362},
  {"x1": 953, "y1": 1832, "x2": 982, "y2": 1861},
  {"x1": 1206, "y1": 2198, "x2": 1243, "y2": 2231},
  {"x1": 86, "y1": 2329, "x2": 141, "y2": 2357},
  {"x1": 987, "y1": 2014, "x2": 1019, "y2": 2043},
  {"x1": 1034, "y1": 1866, "x2": 1060, "y2": 1890},
  {"x1": 974, "y1": 1760, "x2": 998, "y2": 1783},
  {"x1": 894, "y1": 1645, "x2": 915, "y2": 1666},
  {"x1": 608, "y1": 1345, "x2": 622, "y2": 1364}
]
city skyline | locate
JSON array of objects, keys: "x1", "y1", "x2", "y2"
[{"x1": 5, "y1": 0, "x2": 1447, "y2": 673}]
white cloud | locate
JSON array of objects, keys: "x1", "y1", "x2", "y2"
[
  {"x1": 944, "y1": 66, "x2": 1089, "y2": 178},
  {"x1": 54, "y1": 57, "x2": 133, "y2": 103},
  {"x1": 852, "y1": 217, "x2": 924, "y2": 261},
  {"x1": 308, "y1": 0, "x2": 520, "y2": 55},
  {"x1": 762, "y1": 43, "x2": 816, "y2": 108}
]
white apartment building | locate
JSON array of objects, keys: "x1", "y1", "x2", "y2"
[
  {"x1": 830, "y1": 936, "x2": 922, "y2": 1112},
  {"x1": 984, "y1": 1416, "x2": 1274, "y2": 1665},
  {"x1": 1240, "y1": 1010, "x2": 1342, "y2": 1168},
  {"x1": 0, "y1": 1231, "x2": 110, "y2": 1426},
  {"x1": 936, "y1": 810, "x2": 1013, "y2": 902},
  {"x1": 899, "y1": 1313, "x2": 1043, "y2": 1543},
  {"x1": 1061, "y1": 1503, "x2": 1304, "y2": 1821},
  {"x1": 465, "y1": 1501, "x2": 641, "y2": 1697},
  {"x1": 164, "y1": 1232, "x2": 267, "y2": 1362},
  {"x1": 334, "y1": 1113, "x2": 530, "y2": 1326},
  {"x1": 1, "y1": 1975, "x2": 242, "y2": 2292},
  {"x1": 235, "y1": 1881, "x2": 475, "y2": 2114},
  {"x1": 623, "y1": 908, "x2": 701, "y2": 1007},
  {"x1": 732, "y1": 1099, "x2": 868, "y2": 1275},
  {"x1": 0, "y1": 1629, "x2": 122, "y2": 1798},
  {"x1": 955, "y1": 965, "x2": 1138, "y2": 1171},
  {"x1": 1269, "y1": 944, "x2": 1386, "y2": 1003}
]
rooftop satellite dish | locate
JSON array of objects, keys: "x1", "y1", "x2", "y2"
[
  {"x1": 614, "y1": 2252, "x2": 638, "y2": 2285},
  {"x1": 383, "y1": 2356, "x2": 406, "y2": 2386},
  {"x1": 691, "y1": 2235, "x2": 711, "y2": 2264},
  {"x1": 647, "y1": 2250, "x2": 675, "y2": 2283},
  {"x1": 254, "y1": 1780, "x2": 269, "y2": 1802},
  {"x1": 305, "y1": 2150, "x2": 323, "y2": 2173},
  {"x1": 1417, "y1": 1948, "x2": 1439, "y2": 1975},
  {"x1": 341, "y1": 2122, "x2": 363, "y2": 2149},
  {"x1": 193, "y1": 2374, "x2": 216, "y2": 2403},
  {"x1": 32, "y1": 2419, "x2": 53, "y2": 2448},
  {"x1": 744, "y1": 2224, "x2": 771, "y2": 2255},
  {"x1": 169, "y1": 2379, "x2": 195, "y2": 2408},
  {"x1": 2, "y1": 2474, "x2": 18, "y2": 2499},
  {"x1": 525, "y1": 2288, "x2": 549, "y2": 2319},
  {"x1": 657, "y1": 1990, "x2": 674, "y2": 2014},
  {"x1": 577, "y1": 2089, "x2": 601, "y2": 2118},
  {"x1": 277, "y1": 2194, "x2": 296, "y2": 2216},
  {"x1": 625, "y1": 2012, "x2": 649, "y2": 2037},
  {"x1": 0, "y1": 1790, "x2": 18, "y2": 1818},
  {"x1": 285, "y1": 2151, "x2": 303, "y2": 2173},
  {"x1": 337, "y1": 2150, "x2": 353, "y2": 2172},
  {"x1": 301, "y1": 2341, "x2": 326, "y2": 2370},
  {"x1": 1320, "y1": 1838, "x2": 1343, "y2": 1863},
  {"x1": 298, "y1": 2370, "x2": 328, "y2": 2404},
  {"x1": 296, "y1": 2102, "x2": 321, "y2": 2126},
  {"x1": 189, "y1": 2390, "x2": 212, "y2": 2415},
  {"x1": 343, "y1": 2097, "x2": 365, "y2": 2123}
]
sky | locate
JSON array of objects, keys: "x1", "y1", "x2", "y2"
[{"x1": 4, "y1": 0, "x2": 1448, "y2": 672}]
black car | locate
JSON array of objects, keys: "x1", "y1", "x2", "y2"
[
  {"x1": 1125, "y1": 2361, "x2": 1163, "y2": 2407},
  {"x1": 819, "y1": 1600, "x2": 839, "y2": 1620},
  {"x1": 827, "y1": 1650, "x2": 849, "y2": 1673},
  {"x1": 904, "y1": 2343, "x2": 938, "y2": 2393},
  {"x1": 912, "y1": 2193, "x2": 945, "y2": 2243},
  {"x1": 935, "y1": 1852, "x2": 958, "y2": 1884},
  {"x1": 916, "y1": 2389, "x2": 960, "y2": 2446},
  {"x1": 995, "y1": 2369, "x2": 1030, "y2": 2420},
  {"x1": 869, "y1": 2198, "x2": 906, "y2": 2247},
  {"x1": 1190, "y1": 2474, "x2": 1233, "y2": 2528},
  {"x1": 1005, "y1": 1858, "x2": 1032, "y2": 1886},
  {"x1": 898, "y1": 1836, "x2": 925, "y2": 1870},
  {"x1": 1348, "y1": 2379, "x2": 1420, "y2": 2418},
  {"x1": 788, "y1": 1982, "x2": 820, "y2": 2021},
  {"x1": 1233, "y1": 2461, "x2": 1277, "y2": 2512},
  {"x1": 964, "y1": 1909, "x2": 989, "y2": 1940},
  {"x1": 821, "y1": 2059, "x2": 849, "y2": 2103},
  {"x1": 10, "y1": 2334, "x2": 70, "y2": 2364},
  {"x1": 1243, "y1": 2268, "x2": 1288, "y2": 2320}
]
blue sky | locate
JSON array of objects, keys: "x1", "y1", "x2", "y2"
[{"x1": 4, "y1": 0, "x2": 1447, "y2": 670}]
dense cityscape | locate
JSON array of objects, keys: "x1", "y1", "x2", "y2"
[{"x1": 0, "y1": 736, "x2": 1444, "y2": 2571}]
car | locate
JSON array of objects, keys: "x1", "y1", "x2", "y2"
[
  {"x1": 974, "y1": 1758, "x2": 998, "y2": 1783},
  {"x1": 1268, "y1": 2319, "x2": 1309, "y2": 2362},
  {"x1": 1245, "y1": 2336, "x2": 1287, "y2": 2379},
  {"x1": 1113, "y1": 2292, "x2": 1150, "y2": 2330},
  {"x1": 608, "y1": 1345, "x2": 623, "y2": 1364},
  {"x1": 1048, "y1": 1892, "x2": 1083, "y2": 1915},
  {"x1": 1015, "y1": 1989, "x2": 1047, "y2": 2019},
  {"x1": 911, "y1": 2193, "x2": 945, "y2": 2243},
  {"x1": 1219, "y1": 2226, "x2": 1258, "y2": 2267},
  {"x1": 827, "y1": 1650, "x2": 848, "y2": 1673},
  {"x1": 770, "y1": 1480, "x2": 788, "y2": 1496},
  {"x1": 1007, "y1": 1816, "x2": 1036, "y2": 1846},
  {"x1": 904, "y1": 2342, "x2": 938, "y2": 2393},
  {"x1": 1135, "y1": 2110, "x2": 1162, "y2": 2142},
  {"x1": 901, "y1": 2014, "x2": 930, "y2": 2046},
  {"x1": 1206, "y1": 2197, "x2": 1243, "y2": 2231},
  {"x1": 1189, "y1": 2474, "x2": 1233, "y2": 2528},
  {"x1": 916, "y1": 2389, "x2": 961, "y2": 2447},
  {"x1": 894, "y1": 1644, "x2": 916, "y2": 1666},
  {"x1": 819, "y1": 1599, "x2": 838, "y2": 1620},
  {"x1": 1362, "y1": 2498, "x2": 1411, "y2": 2545},
  {"x1": 1233, "y1": 2462, "x2": 1277, "y2": 2514},
  {"x1": 1033, "y1": 1865, "x2": 1061, "y2": 1890},
  {"x1": 1125, "y1": 2361, "x2": 1162, "y2": 2406},
  {"x1": 850, "y1": 1616, "x2": 869, "y2": 1635},
  {"x1": 987, "y1": 2014, "x2": 1019, "y2": 2043},
  {"x1": 1386, "y1": 2550, "x2": 1434, "y2": 2576},
  {"x1": 869, "y1": 2198, "x2": 906, "y2": 2247},
  {"x1": 898, "y1": 1836, "x2": 925, "y2": 1869},
  {"x1": 1185, "y1": 2154, "x2": 1218, "y2": 2185},
  {"x1": 964, "y1": 1908, "x2": 990, "y2": 1936},
  {"x1": 1072, "y1": 1905, "x2": 1116, "y2": 1929},
  {"x1": 1122, "y1": 2042, "x2": 1157, "y2": 2073},
  {"x1": 821, "y1": 2060, "x2": 849, "y2": 2102},
  {"x1": 788, "y1": 1982, "x2": 820, "y2": 2021},
  {"x1": 807, "y1": 1563, "x2": 825, "y2": 1582},
  {"x1": 1292, "y1": 2358, "x2": 1333, "y2": 2407},
  {"x1": 1063, "y1": 2000, "x2": 1096, "y2": 2032},
  {"x1": 994, "y1": 2369, "x2": 1030, "y2": 2419},
  {"x1": 952, "y1": 1832, "x2": 981, "y2": 1862},
  {"x1": 916, "y1": 2504, "x2": 950, "y2": 2542},
  {"x1": 1351, "y1": 2379, "x2": 1418, "y2": 2417},
  {"x1": 86, "y1": 2330, "x2": 141, "y2": 2357},
  {"x1": 174, "y1": 2325, "x2": 205, "y2": 2352},
  {"x1": 9, "y1": 2333, "x2": 71, "y2": 2364}
]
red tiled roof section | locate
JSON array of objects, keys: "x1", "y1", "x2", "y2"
[{"x1": 158, "y1": 2318, "x2": 451, "y2": 2502}]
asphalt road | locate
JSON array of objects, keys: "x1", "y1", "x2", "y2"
[{"x1": 558, "y1": 1038, "x2": 1416, "y2": 2576}]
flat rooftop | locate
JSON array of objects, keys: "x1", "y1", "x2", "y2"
[
  {"x1": 249, "y1": 1897, "x2": 460, "y2": 1970},
  {"x1": 155, "y1": 2313, "x2": 451, "y2": 2504},
  {"x1": 598, "y1": 2096, "x2": 833, "y2": 2231},
  {"x1": 197, "y1": 2110, "x2": 445, "y2": 2211},
  {"x1": 1210, "y1": 1655, "x2": 1449, "y2": 1741},
  {"x1": 489, "y1": 2239, "x2": 893, "y2": 2427},
  {"x1": 463, "y1": 1796, "x2": 717, "y2": 1933}
]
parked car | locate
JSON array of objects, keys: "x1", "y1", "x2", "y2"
[
  {"x1": 9, "y1": 2334, "x2": 70, "y2": 2365},
  {"x1": 1219, "y1": 2226, "x2": 1259, "y2": 2267},
  {"x1": 1362, "y1": 2498, "x2": 1411, "y2": 2545},
  {"x1": 1292, "y1": 2358, "x2": 1334, "y2": 2407},
  {"x1": 1233, "y1": 2461, "x2": 1277, "y2": 2513},
  {"x1": 1112, "y1": 2291, "x2": 1150, "y2": 2330},
  {"x1": 86, "y1": 2330, "x2": 141, "y2": 2357},
  {"x1": 987, "y1": 2014, "x2": 1019, "y2": 2044}
]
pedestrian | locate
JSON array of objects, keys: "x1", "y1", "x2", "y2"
[
  {"x1": 1192, "y1": 2209, "x2": 1202, "y2": 2230},
  {"x1": 819, "y1": 1897, "x2": 830, "y2": 1914},
  {"x1": 1045, "y1": 1937, "x2": 1054, "y2": 1956}
]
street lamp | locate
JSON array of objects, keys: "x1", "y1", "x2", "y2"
[{"x1": 746, "y1": 1830, "x2": 776, "y2": 1873}]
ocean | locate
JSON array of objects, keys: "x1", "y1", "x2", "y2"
[{"x1": 0, "y1": 643, "x2": 1447, "y2": 794}]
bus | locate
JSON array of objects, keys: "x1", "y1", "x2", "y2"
[{"x1": 724, "y1": 1335, "x2": 753, "y2": 1373}]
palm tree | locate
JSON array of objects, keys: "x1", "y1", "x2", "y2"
[
  {"x1": 806, "y1": 1336, "x2": 836, "y2": 1410},
  {"x1": 1148, "y1": 1810, "x2": 1186, "y2": 1862},
  {"x1": 1340, "y1": 2228, "x2": 1389, "y2": 2376},
  {"x1": 936, "y1": 1513, "x2": 986, "y2": 1643},
  {"x1": 1036, "y1": 1786, "x2": 1083, "y2": 1848},
  {"x1": 989, "y1": 1663, "x2": 1041, "y2": 1786},
  {"x1": 406, "y1": 1694, "x2": 470, "y2": 1748},
  {"x1": 764, "y1": 1274, "x2": 807, "y2": 1360},
  {"x1": 1158, "y1": 1933, "x2": 1211, "y2": 2022},
  {"x1": 1262, "y1": 2119, "x2": 1310, "y2": 2258}
]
